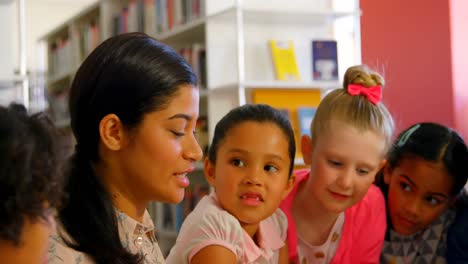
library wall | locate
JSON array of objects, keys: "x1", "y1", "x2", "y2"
[
  {"x1": 26, "y1": 0, "x2": 96, "y2": 71},
  {"x1": 0, "y1": 2, "x2": 18, "y2": 79},
  {"x1": 360, "y1": 0, "x2": 456, "y2": 134},
  {"x1": 450, "y1": 0, "x2": 468, "y2": 140}
]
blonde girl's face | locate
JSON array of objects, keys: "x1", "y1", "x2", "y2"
[
  {"x1": 383, "y1": 156, "x2": 453, "y2": 235},
  {"x1": 205, "y1": 121, "x2": 295, "y2": 236},
  {"x1": 301, "y1": 120, "x2": 387, "y2": 214}
]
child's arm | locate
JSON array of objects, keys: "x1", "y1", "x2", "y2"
[
  {"x1": 190, "y1": 245, "x2": 237, "y2": 264},
  {"x1": 278, "y1": 240, "x2": 290, "y2": 264}
]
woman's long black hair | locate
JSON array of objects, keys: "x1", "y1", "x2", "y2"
[{"x1": 60, "y1": 32, "x2": 197, "y2": 264}]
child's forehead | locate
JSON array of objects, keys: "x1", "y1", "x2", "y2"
[
  {"x1": 393, "y1": 156, "x2": 453, "y2": 195},
  {"x1": 220, "y1": 122, "x2": 290, "y2": 152},
  {"x1": 227, "y1": 121, "x2": 282, "y2": 135},
  {"x1": 317, "y1": 121, "x2": 387, "y2": 152}
]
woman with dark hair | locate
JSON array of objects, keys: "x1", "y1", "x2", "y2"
[
  {"x1": 48, "y1": 32, "x2": 203, "y2": 264},
  {"x1": 0, "y1": 103, "x2": 64, "y2": 264}
]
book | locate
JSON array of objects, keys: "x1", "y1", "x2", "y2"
[
  {"x1": 312, "y1": 40, "x2": 338, "y2": 81},
  {"x1": 269, "y1": 40, "x2": 301, "y2": 81},
  {"x1": 297, "y1": 107, "x2": 316, "y2": 137}
]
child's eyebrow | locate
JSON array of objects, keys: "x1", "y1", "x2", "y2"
[
  {"x1": 227, "y1": 148, "x2": 285, "y2": 161},
  {"x1": 428, "y1": 192, "x2": 449, "y2": 199},
  {"x1": 402, "y1": 175, "x2": 449, "y2": 199},
  {"x1": 227, "y1": 148, "x2": 248, "y2": 154},
  {"x1": 401, "y1": 175, "x2": 417, "y2": 188}
]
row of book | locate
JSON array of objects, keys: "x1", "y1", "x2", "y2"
[
  {"x1": 48, "y1": 37, "x2": 73, "y2": 82},
  {"x1": 177, "y1": 43, "x2": 207, "y2": 88},
  {"x1": 113, "y1": 0, "x2": 205, "y2": 36},
  {"x1": 73, "y1": 19, "x2": 100, "y2": 65},
  {"x1": 48, "y1": 19, "x2": 100, "y2": 83},
  {"x1": 195, "y1": 116, "x2": 209, "y2": 155},
  {"x1": 162, "y1": 183, "x2": 210, "y2": 233},
  {"x1": 270, "y1": 39, "x2": 339, "y2": 82}
]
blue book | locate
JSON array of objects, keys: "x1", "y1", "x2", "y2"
[
  {"x1": 312, "y1": 40, "x2": 338, "y2": 81},
  {"x1": 297, "y1": 107, "x2": 316, "y2": 137}
]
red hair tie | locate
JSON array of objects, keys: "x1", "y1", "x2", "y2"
[{"x1": 347, "y1": 84, "x2": 382, "y2": 105}]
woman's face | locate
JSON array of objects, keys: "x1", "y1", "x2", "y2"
[{"x1": 115, "y1": 85, "x2": 203, "y2": 204}]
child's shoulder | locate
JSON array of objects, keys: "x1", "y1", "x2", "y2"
[
  {"x1": 181, "y1": 194, "x2": 243, "y2": 233},
  {"x1": 265, "y1": 209, "x2": 288, "y2": 229}
]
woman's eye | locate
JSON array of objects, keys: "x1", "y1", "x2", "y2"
[
  {"x1": 426, "y1": 196, "x2": 441, "y2": 206},
  {"x1": 171, "y1": 131, "x2": 185, "y2": 137},
  {"x1": 264, "y1": 165, "x2": 278, "y2": 173},
  {"x1": 231, "y1": 158, "x2": 245, "y2": 167},
  {"x1": 399, "y1": 182, "x2": 412, "y2": 192}
]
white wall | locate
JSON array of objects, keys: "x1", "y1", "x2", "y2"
[
  {"x1": 0, "y1": 1, "x2": 18, "y2": 79},
  {"x1": 26, "y1": 0, "x2": 97, "y2": 71},
  {"x1": 0, "y1": 0, "x2": 95, "y2": 106}
]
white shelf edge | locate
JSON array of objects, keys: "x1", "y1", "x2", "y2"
[
  {"x1": 153, "y1": 6, "x2": 235, "y2": 41},
  {"x1": 244, "y1": 80, "x2": 341, "y2": 90},
  {"x1": 39, "y1": 1, "x2": 100, "y2": 41},
  {"x1": 0, "y1": 76, "x2": 28, "y2": 88},
  {"x1": 155, "y1": 17, "x2": 206, "y2": 41},
  {"x1": 194, "y1": 162, "x2": 204, "y2": 171},
  {"x1": 47, "y1": 71, "x2": 73, "y2": 87},
  {"x1": 294, "y1": 158, "x2": 306, "y2": 166},
  {"x1": 209, "y1": 80, "x2": 341, "y2": 92},
  {"x1": 154, "y1": 7, "x2": 359, "y2": 42},
  {"x1": 54, "y1": 118, "x2": 71, "y2": 129},
  {"x1": 242, "y1": 8, "x2": 360, "y2": 19}
]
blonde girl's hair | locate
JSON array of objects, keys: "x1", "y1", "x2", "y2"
[{"x1": 311, "y1": 65, "x2": 395, "y2": 150}]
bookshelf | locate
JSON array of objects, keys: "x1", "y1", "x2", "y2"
[{"x1": 41, "y1": 0, "x2": 361, "y2": 256}]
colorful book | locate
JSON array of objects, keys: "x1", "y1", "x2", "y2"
[
  {"x1": 312, "y1": 40, "x2": 338, "y2": 81},
  {"x1": 269, "y1": 40, "x2": 301, "y2": 81},
  {"x1": 297, "y1": 107, "x2": 316, "y2": 137}
]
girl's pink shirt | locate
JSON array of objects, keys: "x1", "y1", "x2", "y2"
[{"x1": 280, "y1": 169, "x2": 387, "y2": 264}]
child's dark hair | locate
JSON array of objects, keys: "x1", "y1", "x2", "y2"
[
  {"x1": 61, "y1": 32, "x2": 197, "y2": 264},
  {"x1": 208, "y1": 104, "x2": 296, "y2": 176},
  {"x1": 384, "y1": 122, "x2": 468, "y2": 196},
  {"x1": 0, "y1": 103, "x2": 64, "y2": 245}
]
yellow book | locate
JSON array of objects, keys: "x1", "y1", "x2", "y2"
[{"x1": 269, "y1": 40, "x2": 301, "y2": 81}]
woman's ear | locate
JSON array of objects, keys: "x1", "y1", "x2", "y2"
[
  {"x1": 204, "y1": 157, "x2": 216, "y2": 187},
  {"x1": 301, "y1": 135, "x2": 313, "y2": 165},
  {"x1": 99, "y1": 114, "x2": 125, "y2": 151}
]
